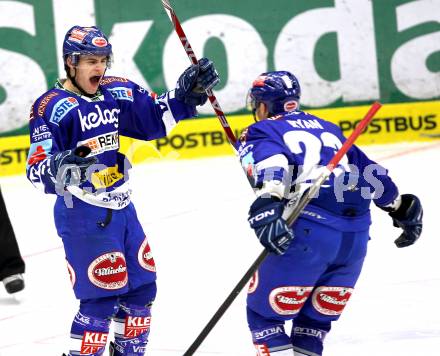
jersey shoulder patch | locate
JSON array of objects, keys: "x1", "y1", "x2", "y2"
[
  {"x1": 47, "y1": 95, "x2": 80, "y2": 125},
  {"x1": 100, "y1": 77, "x2": 137, "y2": 102},
  {"x1": 33, "y1": 88, "x2": 78, "y2": 125},
  {"x1": 33, "y1": 89, "x2": 79, "y2": 126}
]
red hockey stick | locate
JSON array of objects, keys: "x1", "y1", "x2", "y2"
[{"x1": 161, "y1": 0, "x2": 236, "y2": 145}]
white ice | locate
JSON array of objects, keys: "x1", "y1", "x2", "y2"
[{"x1": 0, "y1": 141, "x2": 439, "y2": 356}]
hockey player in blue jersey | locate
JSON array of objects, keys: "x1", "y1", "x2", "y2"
[
  {"x1": 26, "y1": 25, "x2": 219, "y2": 356},
  {"x1": 237, "y1": 71, "x2": 423, "y2": 356}
]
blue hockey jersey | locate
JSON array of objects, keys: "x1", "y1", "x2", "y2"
[
  {"x1": 27, "y1": 77, "x2": 196, "y2": 209},
  {"x1": 236, "y1": 110, "x2": 399, "y2": 231}
]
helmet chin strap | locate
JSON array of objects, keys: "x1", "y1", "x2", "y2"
[
  {"x1": 252, "y1": 109, "x2": 258, "y2": 123},
  {"x1": 252, "y1": 102, "x2": 273, "y2": 122}
]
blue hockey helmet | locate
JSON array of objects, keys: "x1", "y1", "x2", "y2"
[
  {"x1": 62, "y1": 25, "x2": 113, "y2": 67},
  {"x1": 247, "y1": 71, "x2": 301, "y2": 116}
]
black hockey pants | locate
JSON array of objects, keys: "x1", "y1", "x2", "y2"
[{"x1": 0, "y1": 187, "x2": 25, "y2": 281}]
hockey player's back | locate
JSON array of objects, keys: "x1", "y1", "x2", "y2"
[{"x1": 236, "y1": 71, "x2": 423, "y2": 355}]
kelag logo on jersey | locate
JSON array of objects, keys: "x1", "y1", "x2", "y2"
[
  {"x1": 108, "y1": 87, "x2": 134, "y2": 102},
  {"x1": 49, "y1": 97, "x2": 79, "y2": 125},
  {"x1": 78, "y1": 105, "x2": 120, "y2": 132},
  {"x1": 77, "y1": 131, "x2": 119, "y2": 156}
]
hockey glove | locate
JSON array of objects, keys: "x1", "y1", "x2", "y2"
[
  {"x1": 50, "y1": 146, "x2": 97, "y2": 187},
  {"x1": 248, "y1": 196, "x2": 293, "y2": 255},
  {"x1": 175, "y1": 57, "x2": 220, "y2": 106},
  {"x1": 387, "y1": 194, "x2": 423, "y2": 248}
]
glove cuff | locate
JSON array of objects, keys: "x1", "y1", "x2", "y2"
[
  {"x1": 389, "y1": 194, "x2": 419, "y2": 220},
  {"x1": 249, "y1": 195, "x2": 282, "y2": 212},
  {"x1": 378, "y1": 195, "x2": 402, "y2": 213}
]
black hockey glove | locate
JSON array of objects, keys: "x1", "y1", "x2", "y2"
[
  {"x1": 387, "y1": 194, "x2": 423, "y2": 248},
  {"x1": 248, "y1": 196, "x2": 293, "y2": 255},
  {"x1": 50, "y1": 146, "x2": 97, "y2": 187},
  {"x1": 175, "y1": 57, "x2": 220, "y2": 106}
]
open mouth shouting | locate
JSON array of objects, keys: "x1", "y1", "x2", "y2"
[{"x1": 90, "y1": 75, "x2": 102, "y2": 86}]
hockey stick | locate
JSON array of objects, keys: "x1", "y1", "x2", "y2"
[
  {"x1": 181, "y1": 102, "x2": 382, "y2": 356},
  {"x1": 161, "y1": 0, "x2": 236, "y2": 145}
]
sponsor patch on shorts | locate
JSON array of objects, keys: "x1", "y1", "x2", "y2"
[
  {"x1": 137, "y1": 237, "x2": 156, "y2": 272},
  {"x1": 87, "y1": 252, "x2": 128, "y2": 290},
  {"x1": 66, "y1": 260, "x2": 76, "y2": 287},
  {"x1": 269, "y1": 286, "x2": 313, "y2": 315},
  {"x1": 248, "y1": 271, "x2": 259, "y2": 294},
  {"x1": 312, "y1": 286, "x2": 353, "y2": 315}
]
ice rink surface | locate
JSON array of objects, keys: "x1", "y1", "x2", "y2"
[{"x1": 0, "y1": 141, "x2": 439, "y2": 356}]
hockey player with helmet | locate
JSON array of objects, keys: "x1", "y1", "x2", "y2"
[
  {"x1": 237, "y1": 71, "x2": 423, "y2": 355},
  {"x1": 26, "y1": 25, "x2": 219, "y2": 356}
]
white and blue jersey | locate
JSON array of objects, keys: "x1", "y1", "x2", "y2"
[
  {"x1": 27, "y1": 77, "x2": 195, "y2": 209},
  {"x1": 236, "y1": 110, "x2": 399, "y2": 232}
]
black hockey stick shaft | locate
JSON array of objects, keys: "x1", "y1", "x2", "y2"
[
  {"x1": 182, "y1": 248, "x2": 268, "y2": 356},
  {"x1": 183, "y1": 102, "x2": 382, "y2": 355}
]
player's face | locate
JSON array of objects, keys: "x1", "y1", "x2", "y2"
[{"x1": 69, "y1": 55, "x2": 108, "y2": 94}]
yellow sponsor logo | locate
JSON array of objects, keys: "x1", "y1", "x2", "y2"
[
  {"x1": 0, "y1": 135, "x2": 30, "y2": 177},
  {"x1": 309, "y1": 101, "x2": 440, "y2": 145},
  {"x1": 91, "y1": 165, "x2": 124, "y2": 189}
]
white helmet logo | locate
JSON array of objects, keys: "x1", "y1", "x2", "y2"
[
  {"x1": 284, "y1": 100, "x2": 297, "y2": 112},
  {"x1": 92, "y1": 37, "x2": 108, "y2": 47}
]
